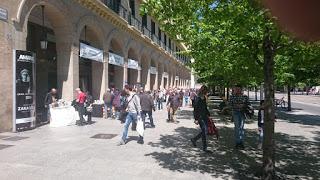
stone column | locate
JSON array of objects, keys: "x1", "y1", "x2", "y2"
[
  {"x1": 154, "y1": 71, "x2": 159, "y2": 90},
  {"x1": 57, "y1": 38, "x2": 79, "y2": 101},
  {"x1": 123, "y1": 57, "x2": 128, "y2": 87}
]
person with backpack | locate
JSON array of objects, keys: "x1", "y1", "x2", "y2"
[
  {"x1": 190, "y1": 85, "x2": 211, "y2": 153},
  {"x1": 118, "y1": 85, "x2": 143, "y2": 145}
]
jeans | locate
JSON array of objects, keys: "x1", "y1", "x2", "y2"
[
  {"x1": 157, "y1": 99, "x2": 163, "y2": 110},
  {"x1": 184, "y1": 96, "x2": 189, "y2": 106},
  {"x1": 104, "y1": 103, "x2": 112, "y2": 118},
  {"x1": 141, "y1": 110, "x2": 154, "y2": 128},
  {"x1": 121, "y1": 112, "x2": 137, "y2": 141},
  {"x1": 258, "y1": 125, "x2": 264, "y2": 143},
  {"x1": 193, "y1": 119, "x2": 208, "y2": 150},
  {"x1": 78, "y1": 103, "x2": 85, "y2": 123},
  {"x1": 233, "y1": 111, "x2": 245, "y2": 144}
]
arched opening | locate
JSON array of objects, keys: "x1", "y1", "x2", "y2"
[
  {"x1": 163, "y1": 64, "x2": 169, "y2": 89},
  {"x1": 109, "y1": 39, "x2": 124, "y2": 89},
  {"x1": 127, "y1": 48, "x2": 139, "y2": 87},
  {"x1": 150, "y1": 59, "x2": 157, "y2": 90},
  {"x1": 140, "y1": 55, "x2": 149, "y2": 90},
  {"x1": 157, "y1": 62, "x2": 164, "y2": 90},
  {"x1": 79, "y1": 25, "x2": 104, "y2": 99},
  {"x1": 25, "y1": 4, "x2": 71, "y2": 126}
]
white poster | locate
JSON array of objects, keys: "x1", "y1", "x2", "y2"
[
  {"x1": 109, "y1": 52, "x2": 124, "y2": 67},
  {"x1": 128, "y1": 59, "x2": 139, "y2": 70},
  {"x1": 80, "y1": 43, "x2": 104, "y2": 62},
  {"x1": 150, "y1": 66, "x2": 157, "y2": 74},
  {"x1": 163, "y1": 72, "x2": 169, "y2": 78}
]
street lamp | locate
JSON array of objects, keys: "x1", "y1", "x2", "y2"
[{"x1": 40, "y1": 5, "x2": 48, "y2": 50}]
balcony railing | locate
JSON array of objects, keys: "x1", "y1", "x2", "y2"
[{"x1": 103, "y1": 0, "x2": 188, "y2": 64}]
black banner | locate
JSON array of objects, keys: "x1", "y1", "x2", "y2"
[{"x1": 15, "y1": 50, "x2": 36, "y2": 130}]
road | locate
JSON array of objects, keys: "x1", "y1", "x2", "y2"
[{"x1": 246, "y1": 91, "x2": 320, "y2": 115}]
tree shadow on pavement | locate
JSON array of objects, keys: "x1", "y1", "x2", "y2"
[
  {"x1": 276, "y1": 110, "x2": 320, "y2": 126},
  {"x1": 146, "y1": 126, "x2": 320, "y2": 179}
]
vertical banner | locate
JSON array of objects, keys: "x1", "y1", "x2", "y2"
[{"x1": 14, "y1": 50, "x2": 36, "y2": 131}]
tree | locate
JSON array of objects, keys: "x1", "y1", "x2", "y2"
[{"x1": 141, "y1": 0, "x2": 319, "y2": 179}]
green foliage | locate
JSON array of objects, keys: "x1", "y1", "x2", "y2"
[{"x1": 141, "y1": 0, "x2": 320, "y2": 88}]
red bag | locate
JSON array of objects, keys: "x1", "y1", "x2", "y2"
[{"x1": 207, "y1": 117, "x2": 219, "y2": 140}]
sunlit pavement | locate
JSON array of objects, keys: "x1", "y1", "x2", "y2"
[{"x1": 0, "y1": 102, "x2": 319, "y2": 180}]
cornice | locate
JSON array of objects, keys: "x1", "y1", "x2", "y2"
[{"x1": 74, "y1": 0, "x2": 186, "y2": 68}]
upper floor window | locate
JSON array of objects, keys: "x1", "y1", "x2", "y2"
[
  {"x1": 158, "y1": 27, "x2": 161, "y2": 41},
  {"x1": 142, "y1": 15, "x2": 147, "y2": 27},
  {"x1": 151, "y1": 20, "x2": 155, "y2": 35},
  {"x1": 164, "y1": 34, "x2": 167, "y2": 45},
  {"x1": 129, "y1": 0, "x2": 135, "y2": 17},
  {"x1": 105, "y1": 0, "x2": 121, "y2": 13}
]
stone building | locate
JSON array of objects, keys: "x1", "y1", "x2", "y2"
[{"x1": 0, "y1": 0, "x2": 192, "y2": 132}]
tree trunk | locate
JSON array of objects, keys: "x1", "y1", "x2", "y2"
[
  {"x1": 227, "y1": 87, "x2": 230, "y2": 100},
  {"x1": 255, "y1": 86, "x2": 258, "y2": 101},
  {"x1": 287, "y1": 84, "x2": 292, "y2": 111},
  {"x1": 262, "y1": 33, "x2": 276, "y2": 180},
  {"x1": 223, "y1": 87, "x2": 226, "y2": 98},
  {"x1": 247, "y1": 86, "x2": 250, "y2": 98}
]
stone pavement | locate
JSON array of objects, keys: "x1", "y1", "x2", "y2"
[{"x1": 0, "y1": 101, "x2": 319, "y2": 180}]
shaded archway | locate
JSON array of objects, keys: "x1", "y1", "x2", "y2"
[
  {"x1": 163, "y1": 63, "x2": 169, "y2": 89},
  {"x1": 127, "y1": 48, "x2": 139, "y2": 87},
  {"x1": 23, "y1": 2, "x2": 73, "y2": 126},
  {"x1": 109, "y1": 39, "x2": 124, "y2": 89},
  {"x1": 140, "y1": 54, "x2": 149, "y2": 90},
  {"x1": 78, "y1": 25, "x2": 104, "y2": 99},
  {"x1": 150, "y1": 59, "x2": 157, "y2": 90},
  {"x1": 158, "y1": 62, "x2": 164, "y2": 90}
]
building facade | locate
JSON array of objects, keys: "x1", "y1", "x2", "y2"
[{"x1": 0, "y1": 0, "x2": 192, "y2": 132}]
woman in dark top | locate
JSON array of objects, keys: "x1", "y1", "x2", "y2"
[{"x1": 191, "y1": 85, "x2": 211, "y2": 153}]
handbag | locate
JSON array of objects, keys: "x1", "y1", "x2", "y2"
[
  {"x1": 207, "y1": 117, "x2": 219, "y2": 140},
  {"x1": 136, "y1": 116, "x2": 144, "y2": 137},
  {"x1": 86, "y1": 104, "x2": 93, "y2": 112}
]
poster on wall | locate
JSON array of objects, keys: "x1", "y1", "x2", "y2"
[{"x1": 14, "y1": 50, "x2": 36, "y2": 131}]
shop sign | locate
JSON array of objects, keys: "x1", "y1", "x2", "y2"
[
  {"x1": 0, "y1": 7, "x2": 8, "y2": 21},
  {"x1": 175, "y1": 76, "x2": 179, "y2": 80},
  {"x1": 80, "y1": 43, "x2": 104, "y2": 62},
  {"x1": 150, "y1": 66, "x2": 157, "y2": 74},
  {"x1": 163, "y1": 72, "x2": 169, "y2": 78},
  {"x1": 13, "y1": 50, "x2": 36, "y2": 130},
  {"x1": 109, "y1": 52, "x2": 124, "y2": 67},
  {"x1": 128, "y1": 59, "x2": 139, "y2": 70}
]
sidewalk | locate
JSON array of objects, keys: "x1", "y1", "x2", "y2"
[{"x1": 0, "y1": 102, "x2": 319, "y2": 180}]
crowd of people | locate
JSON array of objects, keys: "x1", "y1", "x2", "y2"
[{"x1": 45, "y1": 84, "x2": 265, "y2": 152}]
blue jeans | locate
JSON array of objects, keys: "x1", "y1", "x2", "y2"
[
  {"x1": 193, "y1": 119, "x2": 208, "y2": 150},
  {"x1": 233, "y1": 111, "x2": 245, "y2": 144},
  {"x1": 184, "y1": 96, "x2": 189, "y2": 106},
  {"x1": 121, "y1": 112, "x2": 137, "y2": 141}
]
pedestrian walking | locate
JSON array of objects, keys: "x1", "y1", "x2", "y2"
[
  {"x1": 166, "y1": 91, "x2": 180, "y2": 123},
  {"x1": 118, "y1": 85, "x2": 143, "y2": 145},
  {"x1": 103, "y1": 89, "x2": 114, "y2": 119},
  {"x1": 75, "y1": 88, "x2": 86, "y2": 126},
  {"x1": 228, "y1": 85, "x2": 250, "y2": 149},
  {"x1": 140, "y1": 90, "x2": 156, "y2": 128},
  {"x1": 85, "y1": 91, "x2": 93, "y2": 124},
  {"x1": 190, "y1": 85, "x2": 211, "y2": 153},
  {"x1": 44, "y1": 88, "x2": 59, "y2": 122}
]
